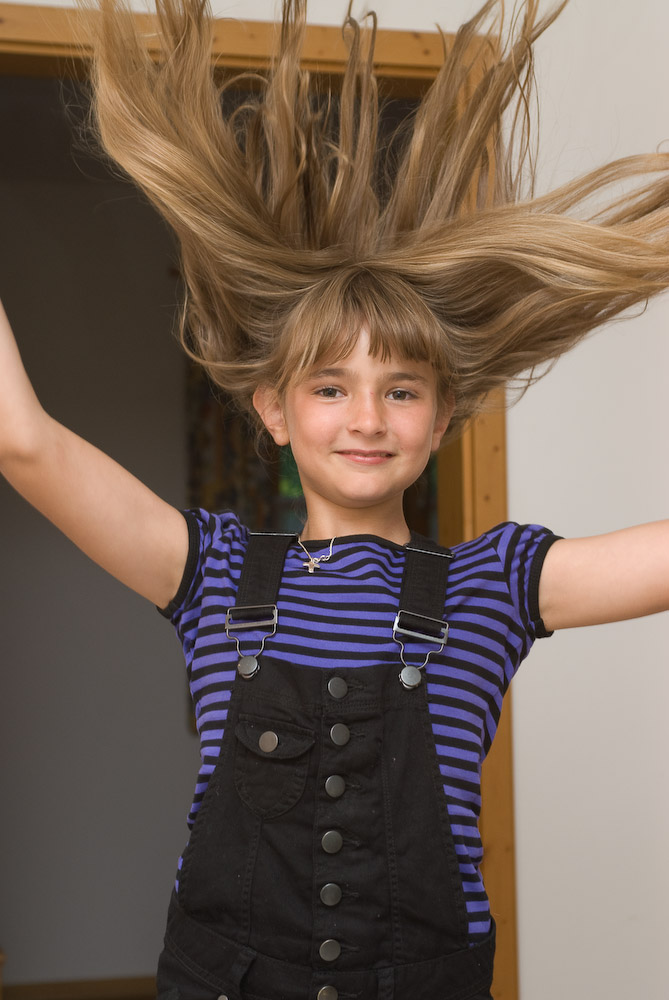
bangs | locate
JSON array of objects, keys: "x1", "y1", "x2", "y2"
[{"x1": 272, "y1": 267, "x2": 452, "y2": 396}]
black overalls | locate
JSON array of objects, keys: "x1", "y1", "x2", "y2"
[{"x1": 157, "y1": 533, "x2": 495, "y2": 1000}]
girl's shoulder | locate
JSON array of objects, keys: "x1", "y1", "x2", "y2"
[
  {"x1": 449, "y1": 520, "x2": 558, "y2": 562},
  {"x1": 159, "y1": 508, "x2": 249, "y2": 620},
  {"x1": 183, "y1": 507, "x2": 248, "y2": 543},
  {"x1": 447, "y1": 521, "x2": 560, "y2": 639}
]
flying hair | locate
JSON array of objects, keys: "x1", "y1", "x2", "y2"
[{"x1": 89, "y1": 0, "x2": 669, "y2": 441}]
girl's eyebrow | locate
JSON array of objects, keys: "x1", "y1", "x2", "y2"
[
  {"x1": 309, "y1": 366, "x2": 430, "y2": 385},
  {"x1": 387, "y1": 371, "x2": 430, "y2": 385},
  {"x1": 308, "y1": 367, "x2": 349, "y2": 379}
]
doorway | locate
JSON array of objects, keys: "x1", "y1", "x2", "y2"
[{"x1": 0, "y1": 7, "x2": 515, "y2": 998}]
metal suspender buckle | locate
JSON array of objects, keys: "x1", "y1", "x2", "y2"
[
  {"x1": 393, "y1": 611, "x2": 449, "y2": 690},
  {"x1": 393, "y1": 611, "x2": 449, "y2": 646},
  {"x1": 225, "y1": 605, "x2": 278, "y2": 634},
  {"x1": 225, "y1": 605, "x2": 278, "y2": 680}
]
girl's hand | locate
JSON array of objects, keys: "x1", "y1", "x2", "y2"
[
  {"x1": 539, "y1": 522, "x2": 669, "y2": 631},
  {"x1": 0, "y1": 299, "x2": 188, "y2": 609}
]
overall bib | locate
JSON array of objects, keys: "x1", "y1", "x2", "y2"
[{"x1": 157, "y1": 533, "x2": 496, "y2": 1000}]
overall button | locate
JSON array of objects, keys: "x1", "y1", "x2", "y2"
[
  {"x1": 330, "y1": 723, "x2": 350, "y2": 746},
  {"x1": 237, "y1": 655, "x2": 260, "y2": 679},
  {"x1": 317, "y1": 988, "x2": 338, "y2": 1000},
  {"x1": 327, "y1": 676, "x2": 348, "y2": 699},
  {"x1": 319, "y1": 939, "x2": 341, "y2": 962},
  {"x1": 320, "y1": 882, "x2": 342, "y2": 906},
  {"x1": 325, "y1": 775, "x2": 345, "y2": 798},
  {"x1": 258, "y1": 731, "x2": 279, "y2": 753},
  {"x1": 321, "y1": 830, "x2": 343, "y2": 854},
  {"x1": 399, "y1": 664, "x2": 423, "y2": 690},
  {"x1": 217, "y1": 996, "x2": 229, "y2": 1000}
]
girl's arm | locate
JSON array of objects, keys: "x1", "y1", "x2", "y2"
[
  {"x1": 538, "y1": 522, "x2": 669, "y2": 631},
  {"x1": 0, "y1": 300, "x2": 189, "y2": 609}
]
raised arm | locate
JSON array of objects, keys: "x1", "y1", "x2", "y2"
[
  {"x1": 539, "y1": 522, "x2": 669, "y2": 632},
  {"x1": 0, "y1": 300, "x2": 189, "y2": 609}
]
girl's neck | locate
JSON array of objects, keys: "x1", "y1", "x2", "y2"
[{"x1": 300, "y1": 506, "x2": 411, "y2": 546}]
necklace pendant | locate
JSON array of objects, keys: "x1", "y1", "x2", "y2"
[{"x1": 297, "y1": 535, "x2": 336, "y2": 574}]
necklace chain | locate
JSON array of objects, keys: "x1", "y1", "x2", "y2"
[{"x1": 296, "y1": 536, "x2": 336, "y2": 573}]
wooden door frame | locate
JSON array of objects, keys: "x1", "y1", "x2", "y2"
[
  {"x1": 0, "y1": 6, "x2": 517, "y2": 998},
  {"x1": 0, "y1": 2, "x2": 449, "y2": 80}
]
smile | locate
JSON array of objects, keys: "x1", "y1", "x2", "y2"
[{"x1": 336, "y1": 450, "x2": 394, "y2": 464}]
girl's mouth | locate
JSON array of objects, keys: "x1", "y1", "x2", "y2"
[{"x1": 336, "y1": 450, "x2": 393, "y2": 464}]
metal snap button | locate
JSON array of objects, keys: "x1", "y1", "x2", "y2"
[
  {"x1": 329, "y1": 723, "x2": 350, "y2": 746},
  {"x1": 217, "y1": 995, "x2": 230, "y2": 1000},
  {"x1": 318, "y1": 938, "x2": 341, "y2": 962},
  {"x1": 327, "y1": 676, "x2": 348, "y2": 699},
  {"x1": 399, "y1": 664, "x2": 423, "y2": 690},
  {"x1": 258, "y1": 730, "x2": 279, "y2": 753},
  {"x1": 317, "y1": 987, "x2": 338, "y2": 1000},
  {"x1": 321, "y1": 829, "x2": 343, "y2": 854},
  {"x1": 319, "y1": 939, "x2": 341, "y2": 962},
  {"x1": 325, "y1": 775, "x2": 345, "y2": 798},
  {"x1": 237, "y1": 655, "x2": 260, "y2": 679},
  {"x1": 320, "y1": 882, "x2": 342, "y2": 906}
]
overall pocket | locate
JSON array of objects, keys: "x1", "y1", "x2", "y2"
[
  {"x1": 157, "y1": 912, "x2": 257, "y2": 1000},
  {"x1": 234, "y1": 714, "x2": 315, "y2": 818}
]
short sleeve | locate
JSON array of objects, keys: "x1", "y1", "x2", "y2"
[
  {"x1": 157, "y1": 509, "x2": 246, "y2": 631},
  {"x1": 490, "y1": 522, "x2": 561, "y2": 640},
  {"x1": 157, "y1": 510, "x2": 202, "y2": 620}
]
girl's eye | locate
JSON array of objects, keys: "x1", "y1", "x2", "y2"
[
  {"x1": 388, "y1": 389, "x2": 415, "y2": 401},
  {"x1": 314, "y1": 386, "x2": 341, "y2": 398}
]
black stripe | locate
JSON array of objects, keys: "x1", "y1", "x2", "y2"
[
  {"x1": 528, "y1": 533, "x2": 562, "y2": 637},
  {"x1": 158, "y1": 510, "x2": 202, "y2": 619}
]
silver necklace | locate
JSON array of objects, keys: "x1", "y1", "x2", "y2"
[{"x1": 296, "y1": 536, "x2": 336, "y2": 573}]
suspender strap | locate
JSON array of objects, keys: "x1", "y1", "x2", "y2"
[
  {"x1": 225, "y1": 532, "x2": 296, "y2": 678},
  {"x1": 233, "y1": 531, "x2": 452, "y2": 623},
  {"x1": 229, "y1": 530, "x2": 451, "y2": 639},
  {"x1": 397, "y1": 534, "x2": 453, "y2": 640},
  {"x1": 234, "y1": 532, "x2": 297, "y2": 609}
]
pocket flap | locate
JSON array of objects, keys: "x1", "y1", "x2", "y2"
[{"x1": 235, "y1": 717, "x2": 315, "y2": 760}]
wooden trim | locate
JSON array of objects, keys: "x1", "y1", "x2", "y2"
[
  {"x1": 0, "y1": 2, "x2": 444, "y2": 83},
  {"x1": 4, "y1": 977, "x2": 155, "y2": 1000},
  {"x1": 438, "y1": 396, "x2": 519, "y2": 1000},
  {"x1": 0, "y1": 7, "x2": 518, "y2": 998}
]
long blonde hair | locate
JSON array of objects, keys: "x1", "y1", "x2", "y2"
[{"x1": 90, "y1": 0, "x2": 669, "y2": 440}]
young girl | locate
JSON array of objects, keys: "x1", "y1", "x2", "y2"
[{"x1": 1, "y1": 1, "x2": 669, "y2": 997}]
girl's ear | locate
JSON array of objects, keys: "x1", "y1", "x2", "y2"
[
  {"x1": 431, "y1": 393, "x2": 456, "y2": 452},
  {"x1": 252, "y1": 385, "x2": 290, "y2": 446}
]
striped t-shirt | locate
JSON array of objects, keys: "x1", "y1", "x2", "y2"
[{"x1": 161, "y1": 509, "x2": 558, "y2": 944}]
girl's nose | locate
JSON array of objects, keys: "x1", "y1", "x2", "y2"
[{"x1": 348, "y1": 392, "x2": 386, "y2": 435}]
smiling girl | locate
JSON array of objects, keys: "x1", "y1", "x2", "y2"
[
  {"x1": 255, "y1": 329, "x2": 449, "y2": 539},
  {"x1": 1, "y1": 0, "x2": 669, "y2": 997}
]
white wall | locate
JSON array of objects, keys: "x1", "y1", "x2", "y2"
[
  {"x1": 1, "y1": 2, "x2": 668, "y2": 997},
  {"x1": 506, "y1": 5, "x2": 669, "y2": 1000},
  {"x1": 4, "y1": 0, "x2": 475, "y2": 27}
]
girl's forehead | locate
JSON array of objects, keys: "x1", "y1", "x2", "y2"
[
  {"x1": 305, "y1": 349, "x2": 432, "y2": 379},
  {"x1": 308, "y1": 326, "x2": 431, "y2": 371}
]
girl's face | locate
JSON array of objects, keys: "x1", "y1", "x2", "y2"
[{"x1": 254, "y1": 328, "x2": 452, "y2": 539}]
